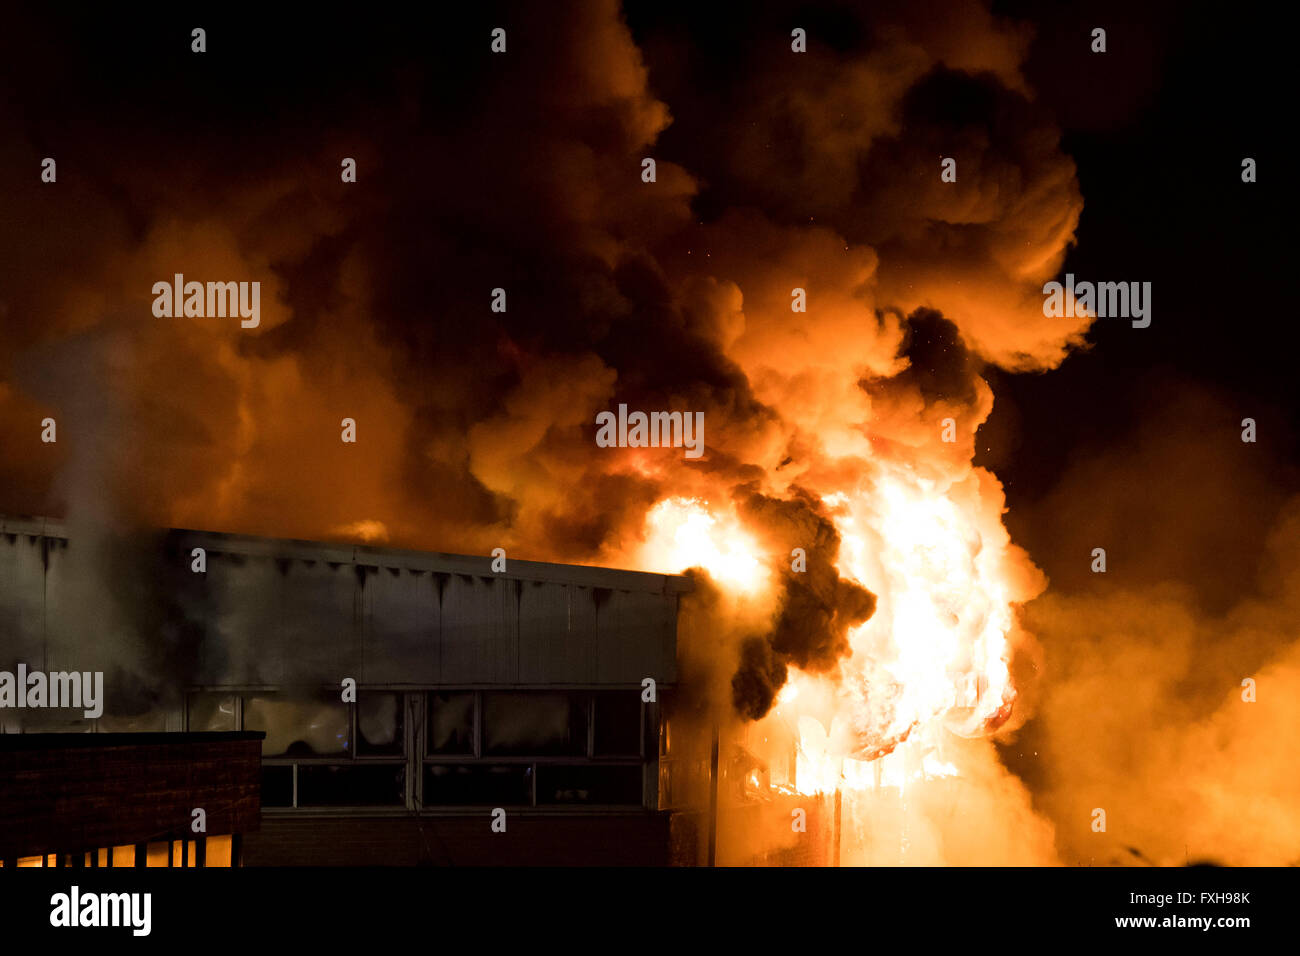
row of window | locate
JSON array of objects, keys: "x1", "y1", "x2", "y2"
[
  {"x1": 188, "y1": 689, "x2": 645, "y2": 759},
  {"x1": 186, "y1": 689, "x2": 651, "y2": 809},
  {"x1": 258, "y1": 762, "x2": 645, "y2": 808}
]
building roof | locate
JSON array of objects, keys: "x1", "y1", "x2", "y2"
[{"x1": 0, "y1": 515, "x2": 693, "y2": 595}]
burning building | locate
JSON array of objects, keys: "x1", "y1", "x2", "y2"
[
  {"x1": 0, "y1": 515, "x2": 700, "y2": 865},
  {"x1": 0, "y1": 494, "x2": 1048, "y2": 868}
]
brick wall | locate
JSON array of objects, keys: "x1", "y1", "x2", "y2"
[{"x1": 0, "y1": 732, "x2": 261, "y2": 858}]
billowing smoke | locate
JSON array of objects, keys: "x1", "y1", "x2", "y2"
[
  {"x1": 0, "y1": 1, "x2": 1084, "y2": 553},
  {"x1": 1003, "y1": 384, "x2": 1300, "y2": 865},
  {"x1": 730, "y1": 487, "x2": 876, "y2": 719},
  {"x1": 0, "y1": 2, "x2": 1082, "y2": 709}
]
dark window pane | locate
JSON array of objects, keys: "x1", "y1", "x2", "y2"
[
  {"x1": 297, "y1": 765, "x2": 405, "y2": 807},
  {"x1": 261, "y1": 765, "x2": 293, "y2": 808},
  {"x1": 358, "y1": 693, "x2": 403, "y2": 756},
  {"x1": 97, "y1": 711, "x2": 168, "y2": 733},
  {"x1": 188, "y1": 693, "x2": 237, "y2": 732},
  {"x1": 593, "y1": 691, "x2": 642, "y2": 756},
  {"x1": 423, "y1": 764, "x2": 531, "y2": 806},
  {"x1": 427, "y1": 692, "x2": 475, "y2": 755},
  {"x1": 244, "y1": 694, "x2": 350, "y2": 756},
  {"x1": 537, "y1": 765, "x2": 643, "y2": 805},
  {"x1": 482, "y1": 692, "x2": 586, "y2": 756},
  {"x1": 5, "y1": 712, "x2": 89, "y2": 733}
]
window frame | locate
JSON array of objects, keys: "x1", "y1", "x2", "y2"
[
  {"x1": 185, "y1": 687, "x2": 408, "y2": 812},
  {"x1": 185, "y1": 685, "x2": 658, "y2": 813},
  {"x1": 420, "y1": 689, "x2": 649, "y2": 810}
]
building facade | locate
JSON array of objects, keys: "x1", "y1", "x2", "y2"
[{"x1": 0, "y1": 516, "x2": 696, "y2": 865}]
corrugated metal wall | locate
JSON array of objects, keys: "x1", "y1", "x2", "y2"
[{"x1": 0, "y1": 519, "x2": 686, "y2": 694}]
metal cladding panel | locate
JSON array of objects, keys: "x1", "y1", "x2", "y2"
[
  {"x1": 440, "y1": 574, "x2": 519, "y2": 683},
  {"x1": 595, "y1": 588, "x2": 677, "y2": 684},
  {"x1": 0, "y1": 534, "x2": 49, "y2": 666},
  {"x1": 39, "y1": 538, "x2": 83, "y2": 670},
  {"x1": 203, "y1": 555, "x2": 360, "y2": 685},
  {"x1": 517, "y1": 581, "x2": 598, "y2": 683},
  {"x1": 201, "y1": 553, "x2": 286, "y2": 685},
  {"x1": 1, "y1": 518, "x2": 688, "y2": 692},
  {"x1": 362, "y1": 566, "x2": 441, "y2": 684},
  {"x1": 269, "y1": 558, "x2": 361, "y2": 684}
]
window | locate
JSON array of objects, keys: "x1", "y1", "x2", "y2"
[
  {"x1": 243, "y1": 693, "x2": 349, "y2": 757},
  {"x1": 536, "y1": 765, "x2": 643, "y2": 805},
  {"x1": 261, "y1": 765, "x2": 294, "y2": 808},
  {"x1": 481, "y1": 692, "x2": 586, "y2": 756},
  {"x1": 187, "y1": 687, "x2": 656, "y2": 811},
  {"x1": 424, "y1": 764, "x2": 531, "y2": 806},
  {"x1": 188, "y1": 689, "x2": 407, "y2": 810},
  {"x1": 593, "y1": 691, "x2": 642, "y2": 757},
  {"x1": 95, "y1": 712, "x2": 168, "y2": 733},
  {"x1": 427, "y1": 692, "x2": 475, "y2": 755},
  {"x1": 187, "y1": 693, "x2": 237, "y2": 732},
  {"x1": 655, "y1": 695, "x2": 710, "y2": 810},
  {"x1": 358, "y1": 693, "x2": 404, "y2": 756},
  {"x1": 297, "y1": 764, "x2": 405, "y2": 807},
  {"x1": 422, "y1": 690, "x2": 648, "y2": 808}
]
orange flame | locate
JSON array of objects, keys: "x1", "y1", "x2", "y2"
[{"x1": 639, "y1": 462, "x2": 1028, "y2": 797}]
